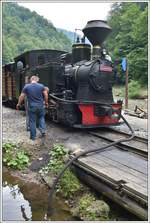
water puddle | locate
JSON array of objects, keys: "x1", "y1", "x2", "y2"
[{"x1": 2, "y1": 170, "x2": 77, "y2": 221}]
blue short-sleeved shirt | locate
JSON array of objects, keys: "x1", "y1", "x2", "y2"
[{"x1": 22, "y1": 83, "x2": 45, "y2": 107}]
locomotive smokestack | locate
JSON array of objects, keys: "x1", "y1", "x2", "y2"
[
  {"x1": 82, "y1": 20, "x2": 112, "y2": 59},
  {"x1": 82, "y1": 20, "x2": 112, "y2": 46}
]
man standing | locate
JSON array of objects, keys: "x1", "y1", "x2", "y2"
[{"x1": 16, "y1": 75, "x2": 48, "y2": 141}]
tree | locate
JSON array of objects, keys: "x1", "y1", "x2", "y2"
[{"x1": 106, "y1": 2, "x2": 148, "y2": 85}]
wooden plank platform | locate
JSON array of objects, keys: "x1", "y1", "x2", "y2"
[{"x1": 73, "y1": 146, "x2": 148, "y2": 220}]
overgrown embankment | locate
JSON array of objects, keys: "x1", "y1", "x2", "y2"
[
  {"x1": 2, "y1": 141, "x2": 111, "y2": 221},
  {"x1": 34, "y1": 144, "x2": 111, "y2": 220}
]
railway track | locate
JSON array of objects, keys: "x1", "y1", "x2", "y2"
[{"x1": 87, "y1": 128, "x2": 148, "y2": 158}]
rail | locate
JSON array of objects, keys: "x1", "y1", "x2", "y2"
[{"x1": 88, "y1": 128, "x2": 148, "y2": 157}]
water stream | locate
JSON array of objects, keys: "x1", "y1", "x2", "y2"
[{"x1": 2, "y1": 170, "x2": 77, "y2": 221}]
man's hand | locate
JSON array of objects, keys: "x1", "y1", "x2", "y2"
[
  {"x1": 45, "y1": 102, "x2": 48, "y2": 108},
  {"x1": 16, "y1": 104, "x2": 20, "y2": 110},
  {"x1": 16, "y1": 93, "x2": 25, "y2": 110}
]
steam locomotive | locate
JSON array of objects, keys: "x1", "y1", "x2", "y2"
[{"x1": 2, "y1": 20, "x2": 122, "y2": 128}]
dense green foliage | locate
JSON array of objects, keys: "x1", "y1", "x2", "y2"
[
  {"x1": 3, "y1": 142, "x2": 29, "y2": 169},
  {"x1": 106, "y1": 2, "x2": 148, "y2": 85},
  {"x1": 2, "y1": 2, "x2": 72, "y2": 64},
  {"x1": 128, "y1": 80, "x2": 142, "y2": 99}
]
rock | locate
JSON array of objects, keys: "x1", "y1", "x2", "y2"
[
  {"x1": 42, "y1": 174, "x2": 55, "y2": 188},
  {"x1": 71, "y1": 193, "x2": 110, "y2": 221},
  {"x1": 29, "y1": 153, "x2": 50, "y2": 171},
  {"x1": 87, "y1": 200, "x2": 110, "y2": 219}
]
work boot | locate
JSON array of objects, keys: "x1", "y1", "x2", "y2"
[
  {"x1": 39, "y1": 132, "x2": 46, "y2": 138},
  {"x1": 28, "y1": 138, "x2": 40, "y2": 146},
  {"x1": 42, "y1": 133, "x2": 46, "y2": 137}
]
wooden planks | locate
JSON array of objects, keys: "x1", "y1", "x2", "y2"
[{"x1": 78, "y1": 147, "x2": 147, "y2": 197}]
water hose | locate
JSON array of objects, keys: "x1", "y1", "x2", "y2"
[
  {"x1": 49, "y1": 93, "x2": 120, "y2": 106},
  {"x1": 47, "y1": 114, "x2": 135, "y2": 214}
]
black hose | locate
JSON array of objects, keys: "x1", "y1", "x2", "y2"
[
  {"x1": 49, "y1": 93, "x2": 79, "y2": 103},
  {"x1": 49, "y1": 93, "x2": 116, "y2": 106},
  {"x1": 47, "y1": 114, "x2": 135, "y2": 214}
]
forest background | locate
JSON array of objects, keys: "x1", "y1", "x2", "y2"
[{"x1": 2, "y1": 2, "x2": 148, "y2": 97}]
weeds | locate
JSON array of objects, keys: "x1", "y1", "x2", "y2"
[
  {"x1": 40, "y1": 144, "x2": 110, "y2": 220},
  {"x1": 39, "y1": 144, "x2": 81, "y2": 198},
  {"x1": 3, "y1": 142, "x2": 29, "y2": 170},
  {"x1": 79, "y1": 193, "x2": 95, "y2": 213},
  {"x1": 73, "y1": 193, "x2": 110, "y2": 220}
]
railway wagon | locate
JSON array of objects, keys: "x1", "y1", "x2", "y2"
[
  {"x1": 2, "y1": 62, "x2": 17, "y2": 106},
  {"x1": 2, "y1": 49, "x2": 66, "y2": 106}
]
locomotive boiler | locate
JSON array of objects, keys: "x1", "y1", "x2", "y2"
[{"x1": 2, "y1": 20, "x2": 122, "y2": 128}]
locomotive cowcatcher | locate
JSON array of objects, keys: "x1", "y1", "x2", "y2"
[{"x1": 2, "y1": 20, "x2": 122, "y2": 128}]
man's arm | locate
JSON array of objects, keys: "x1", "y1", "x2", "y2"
[
  {"x1": 43, "y1": 89, "x2": 49, "y2": 108},
  {"x1": 16, "y1": 93, "x2": 26, "y2": 110}
]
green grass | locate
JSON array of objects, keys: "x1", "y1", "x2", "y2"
[{"x1": 113, "y1": 83, "x2": 148, "y2": 99}]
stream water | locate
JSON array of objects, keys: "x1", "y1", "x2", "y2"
[
  {"x1": 2, "y1": 170, "x2": 77, "y2": 221},
  {"x1": 3, "y1": 169, "x2": 140, "y2": 221}
]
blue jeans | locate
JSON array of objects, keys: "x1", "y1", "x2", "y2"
[{"x1": 28, "y1": 106, "x2": 46, "y2": 140}]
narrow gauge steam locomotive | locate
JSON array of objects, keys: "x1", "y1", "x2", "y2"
[{"x1": 2, "y1": 20, "x2": 122, "y2": 128}]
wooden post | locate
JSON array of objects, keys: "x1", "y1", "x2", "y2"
[{"x1": 125, "y1": 60, "x2": 128, "y2": 109}]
